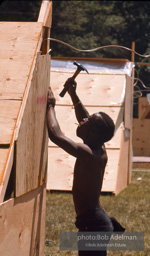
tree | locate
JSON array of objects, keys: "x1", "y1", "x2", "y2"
[
  {"x1": 0, "y1": 0, "x2": 42, "y2": 22},
  {"x1": 51, "y1": 1, "x2": 150, "y2": 60}
]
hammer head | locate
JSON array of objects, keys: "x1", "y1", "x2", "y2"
[{"x1": 73, "y1": 61, "x2": 89, "y2": 74}]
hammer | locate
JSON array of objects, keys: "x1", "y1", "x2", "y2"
[{"x1": 59, "y1": 61, "x2": 89, "y2": 97}]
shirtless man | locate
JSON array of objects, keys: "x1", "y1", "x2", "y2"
[{"x1": 47, "y1": 78, "x2": 124, "y2": 256}]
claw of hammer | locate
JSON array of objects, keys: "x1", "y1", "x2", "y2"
[{"x1": 59, "y1": 61, "x2": 89, "y2": 97}]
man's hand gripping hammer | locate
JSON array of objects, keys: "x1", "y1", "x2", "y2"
[{"x1": 59, "y1": 61, "x2": 89, "y2": 97}]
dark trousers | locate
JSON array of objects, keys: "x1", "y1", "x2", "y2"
[
  {"x1": 76, "y1": 207, "x2": 114, "y2": 256},
  {"x1": 78, "y1": 250, "x2": 106, "y2": 256},
  {"x1": 77, "y1": 230, "x2": 112, "y2": 256}
]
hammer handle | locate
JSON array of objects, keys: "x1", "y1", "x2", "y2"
[
  {"x1": 72, "y1": 69, "x2": 80, "y2": 79},
  {"x1": 59, "y1": 69, "x2": 80, "y2": 97},
  {"x1": 59, "y1": 87, "x2": 69, "y2": 97}
]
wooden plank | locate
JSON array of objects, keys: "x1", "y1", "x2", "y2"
[
  {"x1": 38, "y1": 0, "x2": 49, "y2": 22},
  {"x1": 0, "y1": 144, "x2": 14, "y2": 203},
  {"x1": 38, "y1": 0, "x2": 52, "y2": 27},
  {"x1": 50, "y1": 72, "x2": 126, "y2": 106},
  {"x1": 52, "y1": 56, "x2": 130, "y2": 64},
  {"x1": 15, "y1": 54, "x2": 50, "y2": 197},
  {"x1": 41, "y1": 27, "x2": 49, "y2": 54},
  {"x1": 48, "y1": 105, "x2": 122, "y2": 149},
  {"x1": 0, "y1": 100, "x2": 21, "y2": 145},
  {"x1": 133, "y1": 157, "x2": 150, "y2": 168},
  {"x1": 115, "y1": 130, "x2": 130, "y2": 194},
  {"x1": 44, "y1": 2, "x2": 52, "y2": 28},
  {"x1": 124, "y1": 75, "x2": 132, "y2": 129},
  {"x1": 136, "y1": 62, "x2": 150, "y2": 66},
  {"x1": 41, "y1": 27, "x2": 51, "y2": 54},
  {"x1": 0, "y1": 184, "x2": 46, "y2": 256},
  {"x1": 0, "y1": 148, "x2": 9, "y2": 184},
  {"x1": 47, "y1": 28, "x2": 51, "y2": 53},
  {"x1": 0, "y1": 22, "x2": 43, "y2": 100},
  {"x1": 133, "y1": 162, "x2": 150, "y2": 168},
  {"x1": 124, "y1": 69, "x2": 132, "y2": 182},
  {"x1": 128, "y1": 125, "x2": 133, "y2": 184},
  {"x1": 131, "y1": 42, "x2": 135, "y2": 62}
]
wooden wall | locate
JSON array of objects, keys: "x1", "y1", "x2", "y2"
[
  {"x1": 0, "y1": 1, "x2": 52, "y2": 255},
  {"x1": 133, "y1": 97, "x2": 150, "y2": 156},
  {"x1": 0, "y1": 21, "x2": 45, "y2": 201}
]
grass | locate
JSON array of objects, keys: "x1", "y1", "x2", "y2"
[{"x1": 44, "y1": 169, "x2": 150, "y2": 256}]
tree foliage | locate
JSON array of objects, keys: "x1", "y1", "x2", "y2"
[
  {"x1": 0, "y1": 0, "x2": 41, "y2": 22},
  {"x1": 51, "y1": 1, "x2": 150, "y2": 60}
]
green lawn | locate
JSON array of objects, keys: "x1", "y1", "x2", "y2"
[{"x1": 45, "y1": 169, "x2": 150, "y2": 256}]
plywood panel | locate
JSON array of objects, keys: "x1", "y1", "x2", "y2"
[
  {"x1": 0, "y1": 185, "x2": 46, "y2": 256},
  {"x1": 47, "y1": 148, "x2": 75, "y2": 191},
  {"x1": 133, "y1": 119, "x2": 150, "y2": 156},
  {"x1": 50, "y1": 72, "x2": 126, "y2": 106},
  {"x1": 15, "y1": 54, "x2": 50, "y2": 197},
  {"x1": 0, "y1": 148, "x2": 9, "y2": 184},
  {"x1": 0, "y1": 22, "x2": 43, "y2": 100},
  {"x1": 48, "y1": 105, "x2": 122, "y2": 149},
  {"x1": 0, "y1": 22, "x2": 42, "y2": 54},
  {"x1": 0, "y1": 59, "x2": 33, "y2": 100},
  {"x1": 0, "y1": 100, "x2": 21, "y2": 145},
  {"x1": 47, "y1": 148, "x2": 120, "y2": 193}
]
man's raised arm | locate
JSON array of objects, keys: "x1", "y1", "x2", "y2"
[
  {"x1": 47, "y1": 87, "x2": 63, "y2": 142},
  {"x1": 65, "y1": 78, "x2": 90, "y2": 123},
  {"x1": 46, "y1": 87, "x2": 85, "y2": 158}
]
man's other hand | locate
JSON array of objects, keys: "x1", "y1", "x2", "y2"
[{"x1": 47, "y1": 87, "x2": 56, "y2": 108}]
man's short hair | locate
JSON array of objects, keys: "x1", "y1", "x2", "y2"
[
  {"x1": 89, "y1": 112, "x2": 115, "y2": 143},
  {"x1": 99, "y1": 112, "x2": 115, "y2": 142}
]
